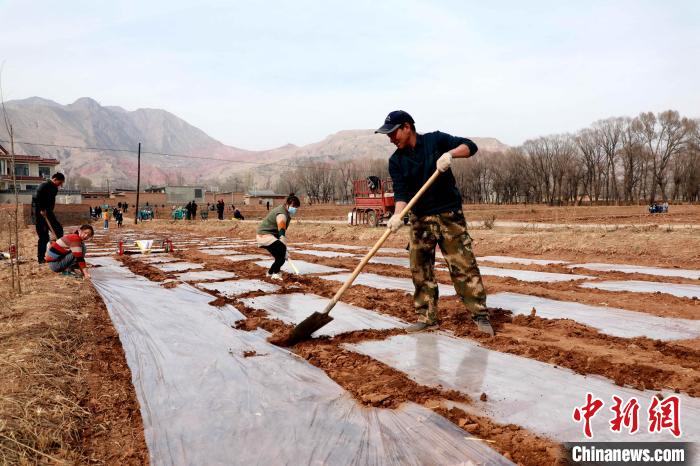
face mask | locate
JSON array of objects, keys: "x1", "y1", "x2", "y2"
[{"x1": 288, "y1": 206, "x2": 297, "y2": 216}]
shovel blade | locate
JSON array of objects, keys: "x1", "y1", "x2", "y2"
[{"x1": 276, "y1": 312, "x2": 334, "y2": 347}]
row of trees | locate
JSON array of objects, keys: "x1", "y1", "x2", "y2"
[
  {"x1": 217, "y1": 109, "x2": 699, "y2": 206},
  {"x1": 453, "y1": 110, "x2": 698, "y2": 205}
]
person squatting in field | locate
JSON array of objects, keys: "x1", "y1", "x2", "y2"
[{"x1": 45, "y1": 224, "x2": 95, "y2": 280}]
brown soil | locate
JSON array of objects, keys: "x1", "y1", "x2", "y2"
[
  {"x1": 16, "y1": 205, "x2": 697, "y2": 465},
  {"x1": 116, "y1": 255, "x2": 176, "y2": 282}
]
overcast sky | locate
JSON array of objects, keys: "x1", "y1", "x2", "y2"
[{"x1": 1, "y1": 0, "x2": 698, "y2": 150}]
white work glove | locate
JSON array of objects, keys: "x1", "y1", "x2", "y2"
[
  {"x1": 387, "y1": 214, "x2": 404, "y2": 233},
  {"x1": 436, "y1": 152, "x2": 453, "y2": 172}
]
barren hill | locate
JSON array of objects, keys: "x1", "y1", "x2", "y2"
[{"x1": 0, "y1": 97, "x2": 509, "y2": 188}]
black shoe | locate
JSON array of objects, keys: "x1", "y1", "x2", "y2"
[
  {"x1": 473, "y1": 316, "x2": 495, "y2": 336},
  {"x1": 406, "y1": 321, "x2": 439, "y2": 333}
]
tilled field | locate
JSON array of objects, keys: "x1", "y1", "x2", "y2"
[{"x1": 82, "y1": 218, "x2": 699, "y2": 465}]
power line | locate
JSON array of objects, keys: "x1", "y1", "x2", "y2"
[{"x1": 0, "y1": 138, "x2": 366, "y2": 171}]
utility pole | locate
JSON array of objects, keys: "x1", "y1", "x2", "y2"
[{"x1": 135, "y1": 142, "x2": 141, "y2": 224}]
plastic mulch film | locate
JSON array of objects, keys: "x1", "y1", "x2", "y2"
[
  {"x1": 478, "y1": 266, "x2": 593, "y2": 282},
  {"x1": 137, "y1": 256, "x2": 178, "y2": 264},
  {"x1": 346, "y1": 333, "x2": 700, "y2": 443},
  {"x1": 174, "y1": 270, "x2": 238, "y2": 282},
  {"x1": 222, "y1": 254, "x2": 268, "y2": 262},
  {"x1": 241, "y1": 293, "x2": 409, "y2": 336},
  {"x1": 289, "y1": 248, "x2": 359, "y2": 258},
  {"x1": 478, "y1": 256, "x2": 569, "y2": 266},
  {"x1": 320, "y1": 272, "x2": 457, "y2": 296},
  {"x1": 370, "y1": 256, "x2": 411, "y2": 268},
  {"x1": 568, "y1": 263, "x2": 700, "y2": 280},
  {"x1": 90, "y1": 259, "x2": 512, "y2": 465},
  {"x1": 253, "y1": 259, "x2": 346, "y2": 275},
  {"x1": 487, "y1": 292, "x2": 700, "y2": 340},
  {"x1": 580, "y1": 280, "x2": 700, "y2": 299},
  {"x1": 200, "y1": 249, "x2": 242, "y2": 255},
  {"x1": 197, "y1": 279, "x2": 280, "y2": 297},
  {"x1": 152, "y1": 262, "x2": 205, "y2": 273},
  {"x1": 312, "y1": 243, "x2": 367, "y2": 250}
]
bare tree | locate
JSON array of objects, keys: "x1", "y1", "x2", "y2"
[
  {"x1": 635, "y1": 110, "x2": 696, "y2": 203},
  {"x1": 575, "y1": 129, "x2": 606, "y2": 204},
  {"x1": 0, "y1": 72, "x2": 22, "y2": 293},
  {"x1": 593, "y1": 117, "x2": 624, "y2": 204}
]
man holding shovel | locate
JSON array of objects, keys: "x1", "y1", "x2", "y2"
[
  {"x1": 33, "y1": 173, "x2": 65, "y2": 264},
  {"x1": 376, "y1": 110, "x2": 494, "y2": 336}
]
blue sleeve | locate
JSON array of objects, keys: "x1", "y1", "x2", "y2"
[
  {"x1": 434, "y1": 131, "x2": 479, "y2": 156},
  {"x1": 388, "y1": 156, "x2": 409, "y2": 203}
]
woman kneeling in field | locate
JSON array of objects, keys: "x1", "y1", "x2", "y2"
[{"x1": 45, "y1": 224, "x2": 94, "y2": 279}]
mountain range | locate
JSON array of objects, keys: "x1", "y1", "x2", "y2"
[{"x1": 0, "y1": 97, "x2": 509, "y2": 189}]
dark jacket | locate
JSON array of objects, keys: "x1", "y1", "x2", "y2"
[
  {"x1": 34, "y1": 180, "x2": 58, "y2": 213},
  {"x1": 388, "y1": 131, "x2": 478, "y2": 217}
]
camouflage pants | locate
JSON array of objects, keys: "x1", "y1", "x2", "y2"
[{"x1": 409, "y1": 209, "x2": 487, "y2": 323}]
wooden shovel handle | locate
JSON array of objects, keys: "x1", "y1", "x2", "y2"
[
  {"x1": 322, "y1": 169, "x2": 442, "y2": 314},
  {"x1": 41, "y1": 212, "x2": 59, "y2": 239}
]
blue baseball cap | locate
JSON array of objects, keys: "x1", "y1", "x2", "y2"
[{"x1": 375, "y1": 110, "x2": 414, "y2": 134}]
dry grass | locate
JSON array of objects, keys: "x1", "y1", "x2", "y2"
[{"x1": 0, "y1": 227, "x2": 94, "y2": 465}]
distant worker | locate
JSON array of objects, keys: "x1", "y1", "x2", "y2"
[
  {"x1": 33, "y1": 172, "x2": 65, "y2": 263},
  {"x1": 185, "y1": 201, "x2": 192, "y2": 220},
  {"x1": 217, "y1": 199, "x2": 225, "y2": 220},
  {"x1": 256, "y1": 194, "x2": 300, "y2": 280},
  {"x1": 266, "y1": 200, "x2": 270, "y2": 211},
  {"x1": 233, "y1": 208, "x2": 244, "y2": 220},
  {"x1": 376, "y1": 110, "x2": 493, "y2": 336},
  {"x1": 45, "y1": 224, "x2": 94, "y2": 279},
  {"x1": 191, "y1": 200, "x2": 198, "y2": 220},
  {"x1": 102, "y1": 209, "x2": 109, "y2": 230},
  {"x1": 115, "y1": 208, "x2": 124, "y2": 228}
]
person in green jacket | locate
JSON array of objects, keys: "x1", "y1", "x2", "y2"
[{"x1": 256, "y1": 194, "x2": 301, "y2": 280}]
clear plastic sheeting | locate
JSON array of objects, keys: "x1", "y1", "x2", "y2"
[
  {"x1": 200, "y1": 249, "x2": 242, "y2": 255},
  {"x1": 90, "y1": 259, "x2": 512, "y2": 465},
  {"x1": 320, "y1": 272, "x2": 457, "y2": 296},
  {"x1": 291, "y1": 248, "x2": 358, "y2": 258},
  {"x1": 487, "y1": 292, "x2": 700, "y2": 340},
  {"x1": 568, "y1": 262, "x2": 700, "y2": 280},
  {"x1": 197, "y1": 279, "x2": 281, "y2": 297},
  {"x1": 138, "y1": 256, "x2": 178, "y2": 264},
  {"x1": 479, "y1": 266, "x2": 592, "y2": 282},
  {"x1": 312, "y1": 243, "x2": 367, "y2": 250},
  {"x1": 153, "y1": 262, "x2": 205, "y2": 272},
  {"x1": 346, "y1": 333, "x2": 700, "y2": 443},
  {"x1": 223, "y1": 254, "x2": 268, "y2": 262},
  {"x1": 379, "y1": 247, "x2": 409, "y2": 255},
  {"x1": 370, "y1": 256, "x2": 411, "y2": 268},
  {"x1": 241, "y1": 293, "x2": 409, "y2": 337},
  {"x1": 580, "y1": 280, "x2": 700, "y2": 299},
  {"x1": 478, "y1": 256, "x2": 569, "y2": 266},
  {"x1": 175, "y1": 270, "x2": 238, "y2": 282},
  {"x1": 253, "y1": 260, "x2": 346, "y2": 275}
]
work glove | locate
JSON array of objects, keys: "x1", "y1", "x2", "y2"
[
  {"x1": 387, "y1": 214, "x2": 404, "y2": 233},
  {"x1": 436, "y1": 152, "x2": 453, "y2": 172}
]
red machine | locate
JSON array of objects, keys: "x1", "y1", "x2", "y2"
[{"x1": 351, "y1": 176, "x2": 396, "y2": 227}]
